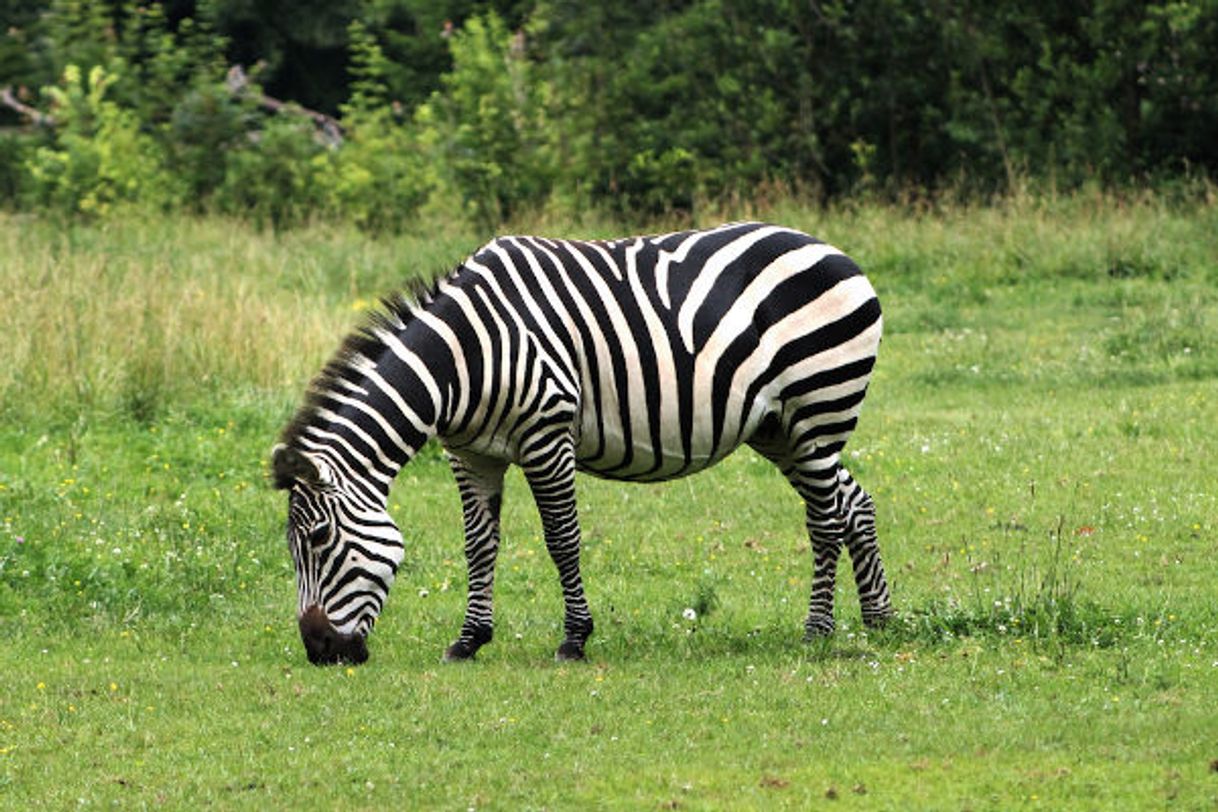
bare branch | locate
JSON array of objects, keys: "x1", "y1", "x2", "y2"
[
  {"x1": 226, "y1": 66, "x2": 343, "y2": 147},
  {"x1": 0, "y1": 86, "x2": 55, "y2": 127},
  {"x1": 3, "y1": 69, "x2": 345, "y2": 147}
]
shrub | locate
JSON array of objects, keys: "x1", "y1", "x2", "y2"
[
  {"x1": 620, "y1": 147, "x2": 699, "y2": 216},
  {"x1": 322, "y1": 21, "x2": 431, "y2": 232},
  {"x1": 216, "y1": 113, "x2": 328, "y2": 229},
  {"x1": 25, "y1": 63, "x2": 179, "y2": 216},
  {"x1": 418, "y1": 12, "x2": 554, "y2": 227},
  {"x1": 167, "y1": 82, "x2": 253, "y2": 208},
  {"x1": 0, "y1": 132, "x2": 35, "y2": 208}
]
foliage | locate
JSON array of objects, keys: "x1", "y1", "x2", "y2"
[
  {"x1": 362, "y1": 0, "x2": 534, "y2": 112},
  {"x1": 25, "y1": 63, "x2": 178, "y2": 215},
  {"x1": 539, "y1": 1, "x2": 800, "y2": 211},
  {"x1": 0, "y1": 1, "x2": 51, "y2": 100},
  {"x1": 215, "y1": 112, "x2": 328, "y2": 229},
  {"x1": 210, "y1": 0, "x2": 363, "y2": 114},
  {"x1": 322, "y1": 20, "x2": 432, "y2": 232},
  {"x1": 41, "y1": 0, "x2": 118, "y2": 79},
  {"x1": 0, "y1": 130, "x2": 34, "y2": 205},
  {"x1": 2, "y1": 1, "x2": 1217, "y2": 224},
  {"x1": 120, "y1": 1, "x2": 243, "y2": 205},
  {"x1": 114, "y1": 1, "x2": 228, "y2": 127},
  {"x1": 166, "y1": 80, "x2": 253, "y2": 207},
  {"x1": 418, "y1": 11, "x2": 552, "y2": 226}
]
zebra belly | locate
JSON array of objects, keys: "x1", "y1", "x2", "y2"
[
  {"x1": 573, "y1": 445, "x2": 735, "y2": 482},
  {"x1": 571, "y1": 390, "x2": 771, "y2": 482}
]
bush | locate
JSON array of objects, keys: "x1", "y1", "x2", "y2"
[
  {"x1": 25, "y1": 63, "x2": 179, "y2": 216},
  {"x1": 216, "y1": 113, "x2": 328, "y2": 229},
  {"x1": 620, "y1": 147, "x2": 699, "y2": 216},
  {"x1": 6, "y1": 1, "x2": 1217, "y2": 225},
  {"x1": 167, "y1": 82, "x2": 253, "y2": 208},
  {"x1": 418, "y1": 12, "x2": 554, "y2": 227},
  {"x1": 0, "y1": 132, "x2": 35, "y2": 208},
  {"x1": 321, "y1": 21, "x2": 431, "y2": 232}
]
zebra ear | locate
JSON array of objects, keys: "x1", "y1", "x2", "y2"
[{"x1": 271, "y1": 444, "x2": 322, "y2": 490}]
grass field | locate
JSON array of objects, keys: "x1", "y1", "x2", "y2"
[{"x1": 2, "y1": 195, "x2": 1217, "y2": 809}]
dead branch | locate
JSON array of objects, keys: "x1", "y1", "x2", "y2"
[
  {"x1": 3, "y1": 69, "x2": 344, "y2": 147},
  {"x1": 0, "y1": 86, "x2": 55, "y2": 127},
  {"x1": 226, "y1": 66, "x2": 343, "y2": 147}
]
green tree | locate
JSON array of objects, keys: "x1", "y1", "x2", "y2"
[
  {"x1": 419, "y1": 10, "x2": 552, "y2": 226},
  {"x1": 324, "y1": 19, "x2": 431, "y2": 231}
]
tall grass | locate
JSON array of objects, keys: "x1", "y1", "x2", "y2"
[
  {"x1": 0, "y1": 217, "x2": 480, "y2": 423},
  {"x1": 4, "y1": 188, "x2": 1214, "y2": 424}
]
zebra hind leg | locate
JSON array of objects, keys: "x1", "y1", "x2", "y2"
[
  {"x1": 794, "y1": 464, "x2": 849, "y2": 639},
  {"x1": 838, "y1": 469, "x2": 893, "y2": 628},
  {"x1": 748, "y1": 432, "x2": 844, "y2": 640}
]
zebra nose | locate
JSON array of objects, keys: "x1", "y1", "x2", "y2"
[{"x1": 299, "y1": 605, "x2": 369, "y2": 666}]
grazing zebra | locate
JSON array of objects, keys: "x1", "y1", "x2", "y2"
[{"x1": 272, "y1": 221, "x2": 892, "y2": 665}]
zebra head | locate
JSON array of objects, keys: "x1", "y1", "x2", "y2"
[{"x1": 271, "y1": 444, "x2": 404, "y2": 666}]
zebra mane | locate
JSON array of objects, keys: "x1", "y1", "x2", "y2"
[{"x1": 277, "y1": 270, "x2": 450, "y2": 453}]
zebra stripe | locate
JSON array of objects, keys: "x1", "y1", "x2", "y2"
[{"x1": 273, "y1": 221, "x2": 892, "y2": 665}]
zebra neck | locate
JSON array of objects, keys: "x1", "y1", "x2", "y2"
[{"x1": 285, "y1": 313, "x2": 453, "y2": 498}]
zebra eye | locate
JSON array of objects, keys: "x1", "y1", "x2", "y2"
[{"x1": 306, "y1": 521, "x2": 331, "y2": 550}]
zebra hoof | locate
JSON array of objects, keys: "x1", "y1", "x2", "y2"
[
  {"x1": 862, "y1": 608, "x2": 894, "y2": 629},
  {"x1": 555, "y1": 640, "x2": 586, "y2": 662},
  {"x1": 803, "y1": 614, "x2": 836, "y2": 640},
  {"x1": 443, "y1": 640, "x2": 478, "y2": 662}
]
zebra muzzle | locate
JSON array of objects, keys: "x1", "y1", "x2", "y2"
[{"x1": 299, "y1": 605, "x2": 369, "y2": 666}]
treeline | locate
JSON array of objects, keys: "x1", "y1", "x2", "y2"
[{"x1": 1, "y1": 0, "x2": 1216, "y2": 228}]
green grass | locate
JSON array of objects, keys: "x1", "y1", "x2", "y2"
[{"x1": 3, "y1": 195, "x2": 1218, "y2": 808}]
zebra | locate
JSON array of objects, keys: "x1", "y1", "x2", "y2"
[{"x1": 272, "y1": 221, "x2": 892, "y2": 665}]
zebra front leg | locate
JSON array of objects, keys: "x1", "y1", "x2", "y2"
[
  {"x1": 522, "y1": 437, "x2": 593, "y2": 661},
  {"x1": 444, "y1": 452, "x2": 508, "y2": 662},
  {"x1": 838, "y1": 470, "x2": 893, "y2": 628}
]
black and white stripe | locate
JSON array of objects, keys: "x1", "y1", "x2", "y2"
[{"x1": 273, "y1": 221, "x2": 892, "y2": 664}]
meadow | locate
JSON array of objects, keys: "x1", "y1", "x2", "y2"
[{"x1": 1, "y1": 194, "x2": 1217, "y2": 809}]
